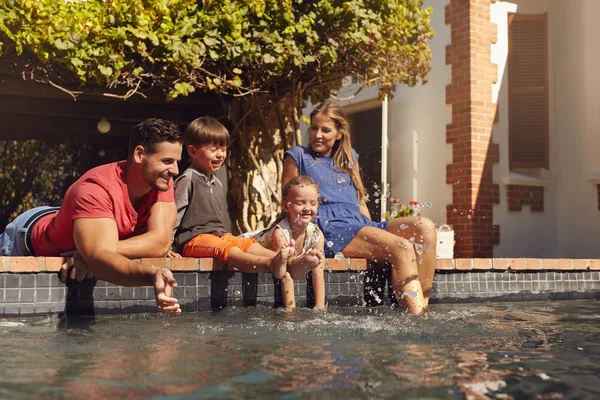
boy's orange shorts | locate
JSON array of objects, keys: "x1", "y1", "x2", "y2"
[{"x1": 182, "y1": 233, "x2": 256, "y2": 263}]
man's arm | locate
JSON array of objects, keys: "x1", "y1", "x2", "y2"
[
  {"x1": 117, "y1": 201, "x2": 177, "y2": 258},
  {"x1": 73, "y1": 217, "x2": 181, "y2": 314}
]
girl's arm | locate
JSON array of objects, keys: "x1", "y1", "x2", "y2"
[{"x1": 270, "y1": 227, "x2": 287, "y2": 251}]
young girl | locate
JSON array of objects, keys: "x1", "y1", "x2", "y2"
[
  {"x1": 254, "y1": 175, "x2": 326, "y2": 310},
  {"x1": 282, "y1": 101, "x2": 437, "y2": 315}
]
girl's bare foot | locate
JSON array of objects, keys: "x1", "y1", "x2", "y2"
[
  {"x1": 270, "y1": 241, "x2": 295, "y2": 279},
  {"x1": 288, "y1": 249, "x2": 322, "y2": 280}
]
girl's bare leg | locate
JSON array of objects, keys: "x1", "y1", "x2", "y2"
[
  {"x1": 386, "y1": 216, "x2": 437, "y2": 307},
  {"x1": 311, "y1": 263, "x2": 326, "y2": 310},
  {"x1": 342, "y1": 226, "x2": 425, "y2": 314},
  {"x1": 281, "y1": 273, "x2": 296, "y2": 310}
]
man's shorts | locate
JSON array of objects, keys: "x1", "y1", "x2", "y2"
[
  {"x1": 182, "y1": 233, "x2": 256, "y2": 263},
  {"x1": 0, "y1": 206, "x2": 60, "y2": 256}
]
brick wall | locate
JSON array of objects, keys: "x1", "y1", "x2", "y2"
[
  {"x1": 445, "y1": 0, "x2": 500, "y2": 257},
  {"x1": 507, "y1": 185, "x2": 544, "y2": 212}
]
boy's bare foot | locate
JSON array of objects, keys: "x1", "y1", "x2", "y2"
[
  {"x1": 270, "y1": 241, "x2": 295, "y2": 279},
  {"x1": 288, "y1": 249, "x2": 323, "y2": 280}
]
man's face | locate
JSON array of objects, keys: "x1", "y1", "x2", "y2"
[{"x1": 140, "y1": 141, "x2": 182, "y2": 191}]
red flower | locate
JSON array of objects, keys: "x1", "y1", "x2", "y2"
[{"x1": 409, "y1": 200, "x2": 419, "y2": 205}]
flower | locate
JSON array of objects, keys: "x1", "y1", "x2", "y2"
[{"x1": 383, "y1": 198, "x2": 420, "y2": 220}]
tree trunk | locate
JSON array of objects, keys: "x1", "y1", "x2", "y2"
[{"x1": 226, "y1": 93, "x2": 302, "y2": 234}]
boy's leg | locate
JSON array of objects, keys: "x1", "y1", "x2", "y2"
[
  {"x1": 221, "y1": 234, "x2": 293, "y2": 279},
  {"x1": 281, "y1": 273, "x2": 296, "y2": 310}
]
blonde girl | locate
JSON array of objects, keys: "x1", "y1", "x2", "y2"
[{"x1": 255, "y1": 175, "x2": 325, "y2": 310}]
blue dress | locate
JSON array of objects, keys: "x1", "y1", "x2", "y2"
[{"x1": 285, "y1": 146, "x2": 388, "y2": 257}]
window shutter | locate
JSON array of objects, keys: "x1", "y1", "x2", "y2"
[{"x1": 508, "y1": 13, "x2": 549, "y2": 169}]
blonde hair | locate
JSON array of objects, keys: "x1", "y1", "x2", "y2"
[{"x1": 309, "y1": 101, "x2": 367, "y2": 203}]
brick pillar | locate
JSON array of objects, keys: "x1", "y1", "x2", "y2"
[{"x1": 445, "y1": 0, "x2": 500, "y2": 257}]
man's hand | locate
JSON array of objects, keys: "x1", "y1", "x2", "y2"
[
  {"x1": 59, "y1": 251, "x2": 94, "y2": 282},
  {"x1": 153, "y1": 268, "x2": 181, "y2": 314}
]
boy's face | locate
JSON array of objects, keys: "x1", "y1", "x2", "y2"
[{"x1": 188, "y1": 143, "x2": 227, "y2": 174}]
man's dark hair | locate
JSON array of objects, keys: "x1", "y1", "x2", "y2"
[{"x1": 128, "y1": 118, "x2": 183, "y2": 157}]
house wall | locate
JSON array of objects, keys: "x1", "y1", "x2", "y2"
[
  {"x1": 303, "y1": 0, "x2": 453, "y2": 226},
  {"x1": 493, "y1": 0, "x2": 600, "y2": 258}
]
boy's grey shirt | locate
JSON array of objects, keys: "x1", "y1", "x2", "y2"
[{"x1": 173, "y1": 167, "x2": 228, "y2": 253}]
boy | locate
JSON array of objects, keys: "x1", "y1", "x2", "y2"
[{"x1": 173, "y1": 117, "x2": 302, "y2": 279}]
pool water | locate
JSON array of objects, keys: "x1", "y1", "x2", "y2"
[{"x1": 0, "y1": 300, "x2": 599, "y2": 399}]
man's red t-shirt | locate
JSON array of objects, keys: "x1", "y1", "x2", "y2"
[{"x1": 31, "y1": 161, "x2": 174, "y2": 256}]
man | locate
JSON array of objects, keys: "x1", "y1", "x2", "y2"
[{"x1": 0, "y1": 118, "x2": 183, "y2": 314}]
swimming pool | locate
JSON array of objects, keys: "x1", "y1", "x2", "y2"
[{"x1": 0, "y1": 300, "x2": 598, "y2": 399}]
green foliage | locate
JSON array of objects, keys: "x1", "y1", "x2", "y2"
[
  {"x1": 0, "y1": 140, "x2": 88, "y2": 230},
  {"x1": 0, "y1": 0, "x2": 433, "y2": 99}
]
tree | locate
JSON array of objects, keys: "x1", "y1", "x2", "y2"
[
  {"x1": 0, "y1": 139, "x2": 89, "y2": 230},
  {"x1": 0, "y1": 0, "x2": 433, "y2": 232}
]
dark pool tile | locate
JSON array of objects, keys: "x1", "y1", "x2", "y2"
[
  {"x1": 172, "y1": 273, "x2": 186, "y2": 284},
  {"x1": 184, "y1": 273, "x2": 197, "y2": 287},
  {"x1": 20, "y1": 303, "x2": 35, "y2": 315},
  {"x1": 172, "y1": 287, "x2": 184, "y2": 300},
  {"x1": 198, "y1": 299, "x2": 211, "y2": 310},
  {"x1": 49, "y1": 274, "x2": 63, "y2": 288},
  {"x1": 50, "y1": 288, "x2": 66, "y2": 302},
  {"x1": 106, "y1": 287, "x2": 120, "y2": 301},
  {"x1": 120, "y1": 288, "x2": 134, "y2": 300},
  {"x1": 6, "y1": 275, "x2": 20, "y2": 289},
  {"x1": 184, "y1": 302, "x2": 197, "y2": 313},
  {"x1": 4, "y1": 303, "x2": 20, "y2": 316},
  {"x1": 20, "y1": 275, "x2": 35, "y2": 288},
  {"x1": 0, "y1": 275, "x2": 5, "y2": 289},
  {"x1": 133, "y1": 287, "x2": 148, "y2": 300},
  {"x1": 92, "y1": 288, "x2": 107, "y2": 301},
  {"x1": 184, "y1": 287, "x2": 197, "y2": 300},
  {"x1": 5, "y1": 289, "x2": 19, "y2": 303},
  {"x1": 35, "y1": 303, "x2": 50, "y2": 314},
  {"x1": 229, "y1": 273, "x2": 242, "y2": 285},
  {"x1": 36, "y1": 288, "x2": 50, "y2": 303}
]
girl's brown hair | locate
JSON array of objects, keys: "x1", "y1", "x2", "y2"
[
  {"x1": 282, "y1": 175, "x2": 320, "y2": 203},
  {"x1": 309, "y1": 101, "x2": 367, "y2": 203},
  {"x1": 269, "y1": 175, "x2": 320, "y2": 229}
]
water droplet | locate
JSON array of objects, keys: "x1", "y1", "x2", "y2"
[
  {"x1": 400, "y1": 224, "x2": 409, "y2": 230},
  {"x1": 441, "y1": 210, "x2": 446, "y2": 215},
  {"x1": 375, "y1": 199, "x2": 380, "y2": 204},
  {"x1": 327, "y1": 241, "x2": 334, "y2": 248},
  {"x1": 467, "y1": 215, "x2": 472, "y2": 219},
  {"x1": 401, "y1": 290, "x2": 418, "y2": 299},
  {"x1": 334, "y1": 252, "x2": 345, "y2": 261},
  {"x1": 453, "y1": 208, "x2": 458, "y2": 213},
  {"x1": 337, "y1": 175, "x2": 346, "y2": 184}
]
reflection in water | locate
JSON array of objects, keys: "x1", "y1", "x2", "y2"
[{"x1": 0, "y1": 301, "x2": 598, "y2": 399}]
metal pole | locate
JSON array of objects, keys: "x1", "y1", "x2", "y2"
[{"x1": 380, "y1": 95, "x2": 389, "y2": 221}]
